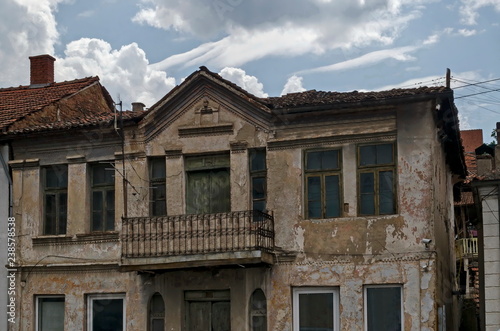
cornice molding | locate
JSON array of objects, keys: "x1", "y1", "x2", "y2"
[{"x1": 32, "y1": 232, "x2": 120, "y2": 246}]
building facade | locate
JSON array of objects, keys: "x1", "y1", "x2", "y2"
[{"x1": 4, "y1": 65, "x2": 466, "y2": 330}]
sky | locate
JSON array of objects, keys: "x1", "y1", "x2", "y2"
[{"x1": 0, "y1": 0, "x2": 499, "y2": 143}]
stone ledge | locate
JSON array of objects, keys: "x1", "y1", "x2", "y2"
[{"x1": 32, "y1": 232, "x2": 119, "y2": 246}]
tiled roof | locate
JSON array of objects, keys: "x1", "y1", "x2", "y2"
[
  {"x1": 7, "y1": 110, "x2": 144, "y2": 134},
  {"x1": 260, "y1": 86, "x2": 450, "y2": 109},
  {"x1": 0, "y1": 77, "x2": 100, "y2": 132}
]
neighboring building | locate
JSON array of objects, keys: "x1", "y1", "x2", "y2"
[
  {"x1": 455, "y1": 129, "x2": 483, "y2": 330},
  {"x1": 471, "y1": 123, "x2": 500, "y2": 331},
  {"x1": 0, "y1": 54, "x2": 128, "y2": 331},
  {"x1": 3, "y1": 63, "x2": 467, "y2": 330}
]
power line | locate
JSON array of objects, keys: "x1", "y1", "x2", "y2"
[
  {"x1": 455, "y1": 87, "x2": 500, "y2": 99},
  {"x1": 452, "y1": 77, "x2": 500, "y2": 89}
]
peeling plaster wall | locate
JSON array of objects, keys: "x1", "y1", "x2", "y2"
[{"x1": 10, "y1": 92, "x2": 459, "y2": 330}]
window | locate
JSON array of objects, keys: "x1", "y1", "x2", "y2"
[
  {"x1": 305, "y1": 149, "x2": 342, "y2": 218},
  {"x1": 364, "y1": 285, "x2": 402, "y2": 331},
  {"x1": 149, "y1": 293, "x2": 165, "y2": 331},
  {"x1": 87, "y1": 294, "x2": 125, "y2": 331},
  {"x1": 150, "y1": 158, "x2": 166, "y2": 216},
  {"x1": 250, "y1": 289, "x2": 267, "y2": 331},
  {"x1": 36, "y1": 296, "x2": 65, "y2": 331},
  {"x1": 250, "y1": 149, "x2": 267, "y2": 212},
  {"x1": 43, "y1": 165, "x2": 68, "y2": 235},
  {"x1": 186, "y1": 154, "x2": 230, "y2": 214},
  {"x1": 358, "y1": 143, "x2": 396, "y2": 215},
  {"x1": 293, "y1": 287, "x2": 339, "y2": 331},
  {"x1": 91, "y1": 163, "x2": 115, "y2": 231}
]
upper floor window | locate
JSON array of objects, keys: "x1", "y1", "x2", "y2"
[
  {"x1": 305, "y1": 149, "x2": 342, "y2": 219},
  {"x1": 250, "y1": 149, "x2": 266, "y2": 212},
  {"x1": 358, "y1": 143, "x2": 396, "y2": 215},
  {"x1": 185, "y1": 154, "x2": 230, "y2": 214},
  {"x1": 91, "y1": 163, "x2": 115, "y2": 231},
  {"x1": 149, "y1": 158, "x2": 166, "y2": 216},
  {"x1": 43, "y1": 165, "x2": 68, "y2": 235}
]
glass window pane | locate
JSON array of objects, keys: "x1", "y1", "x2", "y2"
[
  {"x1": 379, "y1": 171, "x2": 394, "y2": 214},
  {"x1": 58, "y1": 193, "x2": 67, "y2": 234},
  {"x1": 322, "y1": 150, "x2": 339, "y2": 170},
  {"x1": 152, "y1": 184, "x2": 166, "y2": 216},
  {"x1": 307, "y1": 176, "x2": 321, "y2": 218},
  {"x1": 93, "y1": 191, "x2": 103, "y2": 212},
  {"x1": 306, "y1": 151, "x2": 322, "y2": 170},
  {"x1": 299, "y1": 293, "x2": 333, "y2": 331},
  {"x1": 253, "y1": 200, "x2": 266, "y2": 213},
  {"x1": 210, "y1": 169, "x2": 230, "y2": 213},
  {"x1": 325, "y1": 175, "x2": 340, "y2": 217},
  {"x1": 44, "y1": 194, "x2": 56, "y2": 235},
  {"x1": 360, "y1": 173, "x2": 375, "y2": 215},
  {"x1": 151, "y1": 158, "x2": 166, "y2": 179},
  {"x1": 38, "y1": 297, "x2": 64, "y2": 331},
  {"x1": 252, "y1": 316, "x2": 267, "y2": 331},
  {"x1": 45, "y1": 166, "x2": 68, "y2": 188},
  {"x1": 367, "y1": 287, "x2": 402, "y2": 331},
  {"x1": 376, "y1": 144, "x2": 393, "y2": 164},
  {"x1": 92, "y1": 298, "x2": 123, "y2": 331},
  {"x1": 93, "y1": 164, "x2": 114, "y2": 185},
  {"x1": 152, "y1": 319, "x2": 164, "y2": 331},
  {"x1": 360, "y1": 145, "x2": 377, "y2": 166},
  {"x1": 250, "y1": 149, "x2": 266, "y2": 171},
  {"x1": 252, "y1": 177, "x2": 266, "y2": 199}
]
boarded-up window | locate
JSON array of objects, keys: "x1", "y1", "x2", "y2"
[{"x1": 186, "y1": 154, "x2": 230, "y2": 214}]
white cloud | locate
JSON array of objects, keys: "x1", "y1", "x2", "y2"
[
  {"x1": 296, "y1": 46, "x2": 418, "y2": 75},
  {"x1": 145, "y1": 0, "x2": 434, "y2": 70},
  {"x1": 0, "y1": 0, "x2": 62, "y2": 87},
  {"x1": 457, "y1": 28, "x2": 477, "y2": 37},
  {"x1": 281, "y1": 75, "x2": 306, "y2": 96},
  {"x1": 218, "y1": 67, "x2": 268, "y2": 97},
  {"x1": 459, "y1": 0, "x2": 500, "y2": 25},
  {"x1": 57, "y1": 38, "x2": 176, "y2": 110}
]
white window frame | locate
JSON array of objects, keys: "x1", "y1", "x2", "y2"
[
  {"x1": 292, "y1": 287, "x2": 340, "y2": 331},
  {"x1": 36, "y1": 295, "x2": 65, "y2": 331},
  {"x1": 364, "y1": 285, "x2": 403, "y2": 331},
  {"x1": 87, "y1": 293, "x2": 126, "y2": 331}
]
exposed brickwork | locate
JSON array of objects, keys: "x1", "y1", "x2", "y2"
[{"x1": 29, "y1": 54, "x2": 55, "y2": 85}]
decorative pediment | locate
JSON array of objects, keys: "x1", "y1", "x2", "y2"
[{"x1": 177, "y1": 96, "x2": 234, "y2": 138}]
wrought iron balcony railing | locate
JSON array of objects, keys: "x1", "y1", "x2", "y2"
[
  {"x1": 121, "y1": 210, "x2": 274, "y2": 259},
  {"x1": 455, "y1": 238, "x2": 478, "y2": 259}
]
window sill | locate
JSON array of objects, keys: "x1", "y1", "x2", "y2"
[{"x1": 32, "y1": 232, "x2": 119, "y2": 246}]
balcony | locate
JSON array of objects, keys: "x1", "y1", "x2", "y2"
[
  {"x1": 120, "y1": 210, "x2": 275, "y2": 271},
  {"x1": 455, "y1": 238, "x2": 478, "y2": 260}
]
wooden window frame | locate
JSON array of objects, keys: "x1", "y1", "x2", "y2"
[
  {"x1": 304, "y1": 149, "x2": 342, "y2": 219},
  {"x1": 249, "y1": 149, "x2": 267, "y2": 213},
  {"x1": 42, "y1": 165, "x2": 68, "y2": 235},
  {"x1": 90, "y1": 162, "x2": 115, "y2": 232},
  {"x1": 357, "y1": 143, "x2": 396, "y2": 216},
  {"x1": 149, "y1": 157, "x2": 166, "y2": 216}
]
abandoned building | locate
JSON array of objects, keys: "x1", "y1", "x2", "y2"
[{"x1": 2, "y1": 56, "x2": 468, "y2": 330}]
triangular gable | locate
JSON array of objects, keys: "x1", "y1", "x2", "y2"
[{"x1": 140, "y1": 67, "x2": 272, "y2": 142}]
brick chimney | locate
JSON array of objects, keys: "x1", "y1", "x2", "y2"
[{"x1": 29, "y1": 54, "x2": 56, "y2": 85}]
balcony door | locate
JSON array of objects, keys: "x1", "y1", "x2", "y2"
[
  {"x1": 186, "y1": 154, "x2": 230, "y2": 214},
  {"x1": 185, "y1": 290, "x2": 230, "y2": 331}
]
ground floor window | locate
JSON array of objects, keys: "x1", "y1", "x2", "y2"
[
  {"x1": 293, "y1": 287, "x2": 339, "y2": 331},
  {"x1": 250, "y1": 289, "x2": 267, "y2": 331},
  {"x1": 364, "y1": 285, "x2": 402, "y2": 331},
  {"x1": 36, "y1": 296, "x2": 65, "y2": 331},
  {"x1": 87, "y1": 294, "x2": 125, "y2": 331}
]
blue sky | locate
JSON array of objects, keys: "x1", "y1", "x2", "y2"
[{"x1": 1, "y1": 0, "x2": 499, "y2": 142}]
